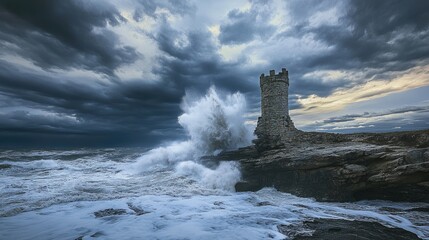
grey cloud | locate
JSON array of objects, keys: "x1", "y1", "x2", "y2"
[
  {"x1": 0, "y1": 0, "x2": 259, "y2": 148},
  {"x1": 321, "y1": 106, "x2": 429, "y2": 124},
  {"x1": 299, "y1": 105, "x2": 429, "y2": 133},
  {"x1": 133, "y1": 0, "x2": 195, "y2": 21},
  {"x1": 306, "y1": 0, "x2": 429, "y2": 71},
  {"x1": 0, "y1": 0, "x2": 138, "y2": 75},
  {"x1": 0, "y1": 60, "x2": 183, "y2": 147},
  {"x1": 317, "y1": 118, "x2": 429, "y2": 134},
  {"x1": 219, "y1": 1, "x2": 276, "y2": 45},
  {"x1": 153, "y1": 20, "x2": 256, "y2": 94},
  {"x1": 270, "y1": 0, "x2": 429, "y2": 100},
  {"x1": 284, "y1": 0, "x2": 341, "y2": 23}
]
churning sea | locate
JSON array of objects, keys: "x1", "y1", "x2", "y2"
[{"x1": 0, "y1": 148, "x2": 428, "y2": 240}]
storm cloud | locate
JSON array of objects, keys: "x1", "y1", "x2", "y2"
[
  {"x1": 219, "y1": 0, "x2": 276, "y2": 45},
  {"x1": 0, "y1": 0, "x2": 138, "y2": 74},
  {"x1": 0, "y1": 0, "x2": 428, "y2": 147}
]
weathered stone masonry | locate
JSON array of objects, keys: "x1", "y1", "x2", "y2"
[{"x1": 254, "y1": 68, "x2": 297, "y2": 145}]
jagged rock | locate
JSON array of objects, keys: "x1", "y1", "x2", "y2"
[
  {"x1": 212, "y1": 130, "x2": 429, "y2": 202},
  {"x1": 93, "y1": 208, "x2": 126, "y2": 218},
  {"x1": 278, "y1": 219, "x2": 420, "y2": 240}
]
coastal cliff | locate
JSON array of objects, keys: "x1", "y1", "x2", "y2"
[{"x1": 211, "y1": 129, "x2": 429, "y2": 202}]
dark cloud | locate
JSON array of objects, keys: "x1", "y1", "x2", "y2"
[
  {"x1": 0, "y1": 0, "x2": 428, "y2": 148},
  {"x1": 219, "y1": 0, "x2": 276, "y2": 45},
  {"x1": 273, "y1": 0, "x2": 429, "y2": 99},
  {"x1": 0, "y1": 0, "x2": 258, "y2": 148},
  {"x1": 0, "y1": 60, "x2": 183, "y2": 148},
  {"x1": 152, "y1": 19, "x2": 257, "y2": 95},
  {"x1": 0, "y1": 0, "x2": 138, "y2": 75}
]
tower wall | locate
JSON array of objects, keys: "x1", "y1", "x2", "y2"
[
  {"x1": 255, "y1": 68, "x2": 296, "y2": 146},
  {"x1": 260, "y1": 68, "x2": 289, "y2": 121}
]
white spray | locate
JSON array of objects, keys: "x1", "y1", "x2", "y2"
[{"x1": 135, "y1": 86, "x2": 253, "y2": 191}]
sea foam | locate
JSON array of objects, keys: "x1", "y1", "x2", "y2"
[{"x1": 134, "y1": 86, "x2": 253, "y2": 190}]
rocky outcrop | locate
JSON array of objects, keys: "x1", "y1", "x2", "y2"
[
  {"x1": 227, "y1": 67, "x2": 429, "y2": 202},
  {"x1": 212, "y1": 129, "x2": 429, "y2": 202},
  {"x1": 278, "y1": 219, "x2": 420, "y2": 240}
]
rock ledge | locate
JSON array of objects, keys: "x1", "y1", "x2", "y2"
[{"x1": 211, "y1": 129, "x2": 429, "y2": 202}]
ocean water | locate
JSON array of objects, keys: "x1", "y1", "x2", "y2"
[
  {"x1": 1, "y1": 88, "x2": 428, "y2": 239},
  {"x1": 0, "y1": 148, "x2": 429, "y2": 240}
]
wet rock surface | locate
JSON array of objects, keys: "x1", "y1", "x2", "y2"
[
  {"x1": 93, "y1": 208, "x2": 127, "y2": 218},
  {"x1": 278, "y1": 219, "x2": 420, "y2": 240},
  {"x1": 211, "y1": 130, "x2": 429, "y2": 202}
]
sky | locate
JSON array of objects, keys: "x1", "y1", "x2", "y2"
[{"x1": 0, "y1": 0, "x2": 429, "y2": 148}]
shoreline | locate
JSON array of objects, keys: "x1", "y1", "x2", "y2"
[{"x1": 209, "y1": 129, "x2": 429, "y2": 202}]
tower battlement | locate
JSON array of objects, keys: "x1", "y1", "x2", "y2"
[
  {"x1": 259, "y1": 68, "x2": 289, "y2": 87},
  {"x1": 254, "y1": 68, "x2": 297, "y2": 149}
]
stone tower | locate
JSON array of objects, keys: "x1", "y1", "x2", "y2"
[{"x1": 254, "y1": 68, "x2": 296, "y2": 147}]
